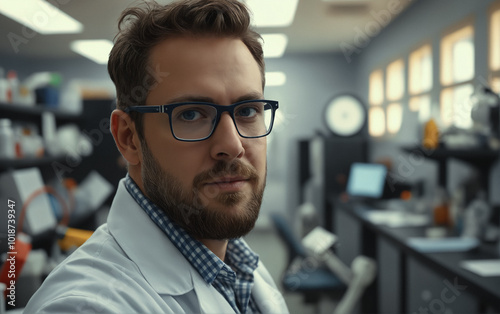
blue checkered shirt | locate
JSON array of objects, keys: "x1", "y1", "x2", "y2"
[{"x1": 124, "y1": 175, "x2": 261, "y2": 314}]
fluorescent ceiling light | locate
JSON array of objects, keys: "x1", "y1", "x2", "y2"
[
  {"x1": 245, "y1": 0, "x2": 299, "y2": 27},
  {"x1": 266, "y1": 72, "x2": 287, "y2": 87},
  {"x1": 261, "y1": 34, "x2": 288, "y2": 58},
  {"x1": 71, "y1": 40, "x2": 113, "y2": 65},
  {"x1": 0, "y1": 0, "x2": 83, "y2": 34},
  {"x1": 321, "y1": 0, "x2": 369, "y2": 2}
]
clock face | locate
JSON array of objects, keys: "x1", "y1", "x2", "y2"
[{"x1": 325, "y1": 95, "x2": 366, "y2": 137}]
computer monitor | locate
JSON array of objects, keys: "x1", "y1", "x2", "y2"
[{"x1": 346, "y1": 162, "x2": 387, "y2": 199}]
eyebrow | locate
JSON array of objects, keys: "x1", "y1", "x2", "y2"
[{"x1": 165, "y1": 92, "x2": 264, "y2": 105}]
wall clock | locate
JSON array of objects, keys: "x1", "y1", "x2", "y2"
[{"x1": 324, "y1": 94, "x2": 367, "y2": 137}]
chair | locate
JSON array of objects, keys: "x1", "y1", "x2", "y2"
[
  {"x1": 271, "y1": 212, "x2": 377, "y2": 313},
  {"x1": 270, "y1": 213, "x2": 346, "y2": 305}
]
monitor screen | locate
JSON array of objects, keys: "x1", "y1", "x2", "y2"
[{"x1": 346, "y1": 163, "x2": 387, "y2": 199}]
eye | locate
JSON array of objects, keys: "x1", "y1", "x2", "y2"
[
  {"x1": 236, "y1": 105, "x2": 259, "y2": 118},
  {"x1": 180, "y1": 109, "x2": 202, "y2": 121},
  {"x1": 174, "y1": 105, "x2": 213, "y2": 122}
]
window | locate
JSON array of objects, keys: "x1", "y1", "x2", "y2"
[
  {"x1": 492, "y1": 77, "x2": 500, "y2": 93},
  {"x1": 369, "y1": 106, "x2": 385, "y2": 137},
  {"x1": 386, "y1": 59, "x2": 405, "y2": 101},
  {"x1": 385, "y1": 59, "x2": 404, "y2": 134},
  {"x1": 440, "y1": 21, "x2": 475, "y2": 129},
  {"x1": 409, "y1": 44, "x2": 432, "y2": 122},
  {"x1": 368, "y1": 69, "x2": 385, "y2": 137},
  {"x1": 440, "y1": 84, "x2": 474, "y2": 128},
  {"x1": 387, "y1": 103, "x2": 403, "y2": 134},
  {"x1": 369, "y1": 69, "x2": 384, "y2": 106},
  {"x1": 368, "y1": 60, "x2": 406, "y2": 137},
  {"x1": 490, "y1": 1, "x2": 500, "y2": 93}
]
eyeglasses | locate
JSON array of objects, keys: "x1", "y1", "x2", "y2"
[{"x1": 125, "y1": 99, "x2": 279, "y2": 142}]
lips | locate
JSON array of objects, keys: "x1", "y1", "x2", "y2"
[
  {"x1": 202, "y1": 176, "x2": 250, "y2": 193},
  {"x1": 209, "y1": 176, "x2": 248, "y2": 184}
]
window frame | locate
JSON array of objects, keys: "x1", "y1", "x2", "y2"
[
  {"x1": 385, "y1": 58, "x2": 405, "y2": 134},
  {"x1": 408, "y1": 43, "x2": 433, "y2": 123},
  {"x1": 439, "y1": 17, "x2": 475, "y2": 129},
  {"x1": 368, "y1": 68, "x2": 386, "y2": 137}
]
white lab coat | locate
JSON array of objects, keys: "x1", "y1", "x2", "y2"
[{"x1": 24, "y1": 179, "x2": 289, "y2": 314}]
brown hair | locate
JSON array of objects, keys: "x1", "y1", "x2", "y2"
[{"x1": 108, "y1": 0, "x2": 265, "y2": 139}]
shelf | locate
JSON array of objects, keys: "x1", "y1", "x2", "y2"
[
  {"x1": 0, "y1": 155, "x2": 67, "y2": 171},
  {"x1": 403, "y1": 146, "x2": 499, "y2": 166},
  {"x1": 0, "y1": 102, "x2": 80, "y2": 122}
]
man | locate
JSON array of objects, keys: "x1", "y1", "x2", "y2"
[{"x1": 24, "y1": 0, "x2": 288, "y2": 313}]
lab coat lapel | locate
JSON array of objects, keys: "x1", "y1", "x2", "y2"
[
  {"x1": 108, "y1": 180, "x2": 194, "y2": 295},
  {"x1": 252, "y1": 267, "x2": 289, "y2": 314},
  {"x1": 191, "y1": 270, "x2": 236, "y2": 314}
]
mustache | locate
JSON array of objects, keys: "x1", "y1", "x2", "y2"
[{"x1": 193, "y1": 160, "x2": 259, "y2": 188}]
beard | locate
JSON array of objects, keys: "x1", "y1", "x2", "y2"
[{"x1": 140, "y1": 140, "x2": 265, "y2": 240}]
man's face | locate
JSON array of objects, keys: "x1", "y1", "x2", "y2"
[{"x1": 139, "y1": 36, "x2": 267, "y2": 240}]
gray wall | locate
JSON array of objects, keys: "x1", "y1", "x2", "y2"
[{"x1": 262, "y1": 53, "x2": 357, "y2": 217}]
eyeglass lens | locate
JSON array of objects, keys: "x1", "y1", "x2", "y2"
[{"x1": 171, "y1": 101, "x2": 274, "y2": 140}]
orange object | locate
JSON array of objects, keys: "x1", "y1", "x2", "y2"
[
  {"x1": 400, "y1": 190, "x2": 412, "y2": 200},
  {"x1": 0, "y1": 234, "x2": 32, "y2": 299},
  {"x1": 434, "y1": 204, "x2": 450, "y2": 226},
  {"x1": 63, "y1": 178, "x2": 78, "y2": 190},
  {"x1": 58, "y1": 227, "x2": 94, "y2": 252},
  {"x1": 423, "y1": 119, "x2": 439, "y2": 149}
]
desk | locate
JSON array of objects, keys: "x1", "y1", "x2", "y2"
[{"x1": 331, "y1": 199, "x2": 500, "y2": 314}]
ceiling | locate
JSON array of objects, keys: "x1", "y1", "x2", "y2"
[{"x1": 0, "y1": 0, "x2": 413, "y2": 60}]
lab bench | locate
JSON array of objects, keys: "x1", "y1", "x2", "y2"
[{"x1": 329, "y1": 198, "x2": 500, "y2": 314}]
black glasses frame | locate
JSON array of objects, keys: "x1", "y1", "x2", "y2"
[{"x1": 124, "y1": 99, "x2": 279, "y2": 142}]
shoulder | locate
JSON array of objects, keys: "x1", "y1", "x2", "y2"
[{"x1": 24, "y1": 225, "x2": 177, "y2": 313}]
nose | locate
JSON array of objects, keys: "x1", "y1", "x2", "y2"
[{"x1": 209, "y1": 112, "x2": 244, "y2": 160}]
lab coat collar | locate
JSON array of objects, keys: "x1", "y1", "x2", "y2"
[{"x1": 107, "y1": 179, "x2": 195, "y2": 296}]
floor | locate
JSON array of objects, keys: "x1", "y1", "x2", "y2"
[{"x1": 244, "y1": 217, "x2": 338, "y2": 314}]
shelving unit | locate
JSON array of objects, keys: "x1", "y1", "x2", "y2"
[
  {"x1": 403, "y1": 146, "x2": 500, "y2": 196},
  {"x1": 0, "y1": 102, "x2": 80, "y2": 126},
  {"x1": 0, "y1": 102, "x2": 81, "y2": 173},
  {"x1": 0, "y1": 155, "x2": 67, "y2": 171}
]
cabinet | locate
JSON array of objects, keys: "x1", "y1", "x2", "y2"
[
  {"x1": 333, "y1": 201, "x2": 500, "y2": 313},
  {"x1": 407, "y1": 256, "x2": 478, "y2": 314}
]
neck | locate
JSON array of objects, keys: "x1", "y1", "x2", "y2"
[
  {"x1": 129, "y1": 166, "x2": 144, "y2": 192},
  {"x1": 200, "y1": 239, "x2": 228, "y2": 261}
]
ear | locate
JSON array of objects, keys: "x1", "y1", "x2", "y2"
[{"x1": 110, "y1": 109, "x2": 142, "y2": 166}]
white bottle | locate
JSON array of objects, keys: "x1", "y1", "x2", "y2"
[
  {"x1": 0, "y1": 118, "x2": 15, "y2": 158},
  {"x1": 0, "y1": 68, "x2": 8, "y2": 102},
  {"x1": 7, "y1": 70, "x2": 19, "y2": 104}
]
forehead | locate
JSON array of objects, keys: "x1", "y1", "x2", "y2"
[{"x1": 148, "y1": 36, "x2": 262, "y2": 92}]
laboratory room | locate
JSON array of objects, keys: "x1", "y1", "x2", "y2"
[{"x1": 1, "y1": 0, "x2": 500, "y2": 313}]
